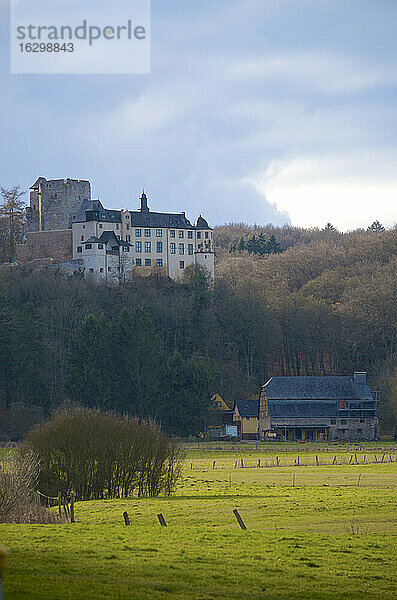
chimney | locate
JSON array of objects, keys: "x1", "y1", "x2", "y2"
[{"x1": 354, "y1": 372, "x2": 367, "y2": 385}]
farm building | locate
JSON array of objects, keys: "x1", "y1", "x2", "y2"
[
  {"x1": 233, "y1": 398, "x2": 259, "y2": 440},
  {"x1": 259, "y1": 372, "x2": 378, "y2": 441},
  {"x1": 205, "y1": 394, "x2": 235, "y2": 438}
]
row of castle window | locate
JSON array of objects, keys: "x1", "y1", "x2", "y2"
[
  {"x1": 80, "y1": 228, "x2": 211, "y2": 240},
  {"x1": 78, "y1": 242, "x2": 194, "y2": 255}
]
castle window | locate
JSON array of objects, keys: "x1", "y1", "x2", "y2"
[
  {"x1": 144, "y1": 229, "x2": 151, "y2": 237},
  {"x1": 156, "y1": 229, "x2": 162, "y2": 237},
  {"x1": 170, "y1": 230, "x2": 175, "y2": 238},
  {"x1": 157, "y1": 241, "x2": 163, "y2": 253},
  {"x1": 188, "y1": 231, "x2": 193, "y2": 239},
  {"x1": 126, "y1": 224, "x2": 130, "y2": 230},
  {"x1": 126, "y1": 215, "x2": 129, "y2": 219},
  {"x1": 179, "y1": 261, "x2": 185, "y2": 269},
  {"x1": 145, "y1": 259, "x2": 151, "y2": 266},
  {"x1": 197, "y1": 232, "x2": 201, "y2": 239},
  {"x1": 77, "y1": 246, "x2": 82, "y2": 253},
  {"x1": 108, "y1": 267, "x2": 112, "y2": 272},
  {"x1": 81, "y1": 235, "x2": 84, "y2": 241},
  {"x1": 357, "y1": 428, "x2": 362, "y2": 434},
  {"x1": 179, "y1": 243, "x2": 184, "y2": 255},
  {"x1": 157, "y1": 259, "x2": 163, "y2": 266},
  {"x1": 330, "y1": 418, "x2": 336, "y2": 425},
  {"x1": 85, "y1": 244, "x2": 92, "y2": 249},
  {"x1": 126, "y1": 235, "x2": 130, "y2": 242},
  {"x1": 89, "y1": 268, "x2": 94, "y2": 273},
  {"x1": 145, "y1": 241, "x2": 151, "y2": 253},
  {"x1": 135, "y1": 241, "x2": 142, "y2": 253},
  {"x1": 179, "y1": 230, "x2": 184, "y2": 238},
  {"x1": 99, "y1": 268, "x2": 104, "y2": 273},
  {"x1": 188, "y1": 244, "x2": 193, "y2": 255},
  {"x1": 82, "y1": 225, "x2": 85, "y2": 229},
  {"x1": 136, "y1": 229, "x2": 142, "y2": 237},
  {"x1": 340, "y1": 419, "x2": 347, "y2": 425},
  {"x1": 98, "y1": 244, "x2": 103, "y2": 249},
  {"x1": 136, "y1": 258, "x2": 142, "y2": 266},
  {"x1": 360, "y1": 418, "x2": 365, "y2": 423},
  {"x1": 99, "y1": 224, "x2": 102, "y2": 229},
  {"x1": 205, "y1": 231, "x2": 209, "y2": 239},
  {"x1": 170, "y1": 243, "x2": 176, "y2": 254},
  {"x1": 116, "y1": 224, "x2": 119, "y2": 230},
  {"x1": 123, "y1": 246, "x2": 130, "y2": 252}
]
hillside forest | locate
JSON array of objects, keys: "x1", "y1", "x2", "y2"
[{"x1": 0, "y1": 205, "x2": 396, "y2": 438}]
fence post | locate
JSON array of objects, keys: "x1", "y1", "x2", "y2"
[
  {"x1": 316, "y1": 455, "x2": 319, "y2": 466},
  {"x1": 357, "y1": 474, "x2": 362, "y2": 487},
  {"x1": 70, "y1": 493, "x2": 75, "y2": 523},
  {"x1": 123, "y1": 511, "x2": 130, "y2": 526},
  {"x1": 212, "y1": 461, "x2": 216, "y2": 469},
  {"x1": 233, "y1": 509, "x2": 247, "y2": 530},
  {"x1": 58, "y1": 492, "x2": 62, "y2": 517},
  {"x1": 332, "y1": 456, "x2": 337, "y2": 465},
  {"x1": 157, "y1": 514, "x2": 167, "y2": 527}
]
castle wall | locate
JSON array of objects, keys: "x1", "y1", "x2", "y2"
[
  {"x1": 27, "y1": 178, "x2": 91, "y2": 232},
  {"x1": 16, "y1": 230, "x2": 73, "y2": 262}
]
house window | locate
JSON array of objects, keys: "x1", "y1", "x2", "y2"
[
  {"x1": 126, "y1": 235, "x2": 130, "y2": 242},
  {"x1": 197, "y1": 231, "x2": 201, "y2": 239},
  {"x1": 179, "y1": 243, "x2": 184, "y2": 255},
  {"x1": 99, "y1": 268, "x2": 104, "y2": 273},
  {"x1": 156, "y1": 229, "x2": 162, "y2": 237},
  {"x1": 246, "y1": 417, "x2": 250, "y2": 421},
  {"x1": 205, "y1": 231, "x2": 209, "y2": 238},
  {"x1": 170, "y1": 243, "x2": 176, "y2": 254},
  {"x1": 145, "y1": 241, "x2": 151, "y2": 253},
  {"x1": 216, "y1": 401, "x2": 222, "y2": 407},
  {"x1": 179, "y1": 230, "x2": 184, "y2": 238},
  {"x1": 340, "y1": 401, "x2": 347, "y2": 410},
  {"x1": 157, "y1": 241, "x2": 163, "y2": 253},
  {"x1": 157, "y1": 259, "x2": 163, "y2": 266},
  {"x1": 85, "y1": 244, "x2": 92, "y2": 249},
  {"x1": 136, "y1": 258, "x2": 142, "y2": 266},
  {"x1": 135, "y1": 241, "x2": 142, "y2": 253},
  {"x1": 179, "y1": 261, "x2": 185, "y2": 269},
  {"x1": 99, "y1": 224, "x2": 103, "y2": 229},
  {"x1": 145, "y1": 259, "x2": 151, "y2": 266},
  {"x1": 188, "y1": 244, "x2": 193, "y2": 255},
  {"x1": 136, "y1": 229, "x2": 142, "y2": 237},
  {"x1": 77, "y1": 246, "x2": 82, "y2": 253},
  {"x1": 188, "y1": 231, "x2": 193, "y2": 239},
  {"x1": 144, "y1": 229, "x2": 151, "y2": 237},
  {"x1": 98, "y1": 244, "x2": 103, "y2": 249}
]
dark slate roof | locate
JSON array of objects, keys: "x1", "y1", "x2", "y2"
[
  {"x1": 73, "y1": 199, "x2": 105, "y2": 223},
  {"x1": 30, "y1": 177, "x2": 46, "y2": 190},
  {"x1": 268, "y1": 400, "x2": 337, "y2": 418},
  {"x1": 84, "y1": 236, "x2": 102, "y2": 244},
  {"x1": 195, "y1": 215, "x2": 210, "y2": 229},
  {"x1": 264, "y1": 376, "x2": 373, "y2": 400},
  {"x1": 129, "y1": 210, "x2": 194, "y2": 228},
  {"x1": 235, "y1": 398, "x2": 259, "y2": 418}
]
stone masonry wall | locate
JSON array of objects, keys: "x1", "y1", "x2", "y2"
[{"x1": 16, "y1": 230, "x2": 73, "y2": 262}]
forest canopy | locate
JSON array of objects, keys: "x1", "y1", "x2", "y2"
[{"x1": 0, "y1": 222, "x2": 396, "y2": 438}]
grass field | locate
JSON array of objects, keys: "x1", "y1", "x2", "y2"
[{"x1": 1, "y1": 444, "x2": 397, "y2": 599}]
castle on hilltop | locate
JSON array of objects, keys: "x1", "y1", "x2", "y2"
[{"x1": 18, "y1": 177, "x2": 215, "y2": 282}]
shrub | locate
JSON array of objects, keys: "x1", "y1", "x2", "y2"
[
  {"x1": 0, "y1": 449, "x2": 59, "y2": 523},
  {"x1": 26, "y1": 406, "x2": 183, "y2": 500}
]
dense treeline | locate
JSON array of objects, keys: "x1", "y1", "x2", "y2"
[{"x1": 0, "y1": 223, "x2": 396, "y2": 438}]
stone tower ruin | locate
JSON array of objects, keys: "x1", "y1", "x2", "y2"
[{"x1": 26, "y1": 177, "x2": 91, "y2": 232}]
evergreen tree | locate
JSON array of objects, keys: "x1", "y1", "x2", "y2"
[
  {"x1": 367, "y1": 220, "x2": 385, "y2": 232},
  {"x1": 236, "y1": 236, "x2": 246, "y2": 253},
  {"x1": 267, "y1": 234, "x2": 283, "y2": 254},
  {"x1": 229, "y1": 240, "x2": 237, "y2": 253},
  {"x1": 246, "y1": 234, "x2": 257, "y2": 255}
]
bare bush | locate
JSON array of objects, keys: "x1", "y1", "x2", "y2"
[
  {"x1": 26, "y1": 406, "x2": 184, "y2": 501},
  {"x1": 0, "y1": 450, "x2": 59, "y2": 523}
]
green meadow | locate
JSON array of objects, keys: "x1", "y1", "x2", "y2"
[{"x1": 1, "y1": 444, "x2": 397, "y2": 600}]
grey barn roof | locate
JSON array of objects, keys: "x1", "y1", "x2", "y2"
[
  {"x1": 263, "y1": 376, "x2": 373, "y2": 400},
  {"x1": 235, "y1": 398, "x2": 259, "y2": 418}
]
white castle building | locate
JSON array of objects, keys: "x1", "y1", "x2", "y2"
[{"x1": 72, "y1": 191, "x2": 214, "y2": 282}]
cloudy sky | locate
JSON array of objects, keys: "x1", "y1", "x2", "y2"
[{"x1": 1, "y1": 0, "x2": 397, "y2": 230}]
